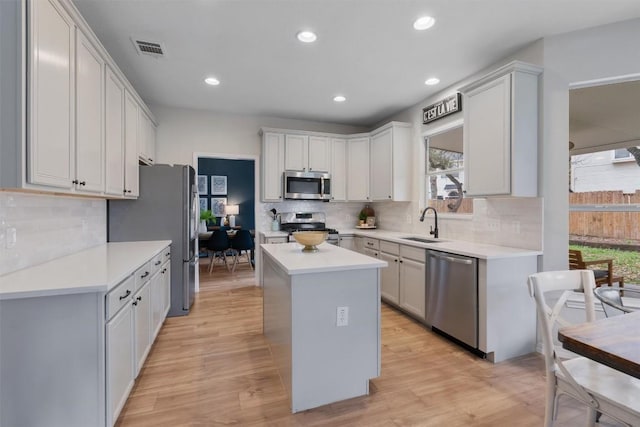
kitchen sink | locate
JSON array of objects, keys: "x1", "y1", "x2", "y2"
[{"x1": 400, "y1": 236, "x2": 443, "y2": 244}]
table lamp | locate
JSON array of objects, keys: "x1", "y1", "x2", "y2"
[{"x1": 226, "y1": 205, "x2": 239, "y2": 228}]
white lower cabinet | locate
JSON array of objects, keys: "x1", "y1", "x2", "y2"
[
  {"x1": 339, "y1": 235, "x2": 354, "y2": 250},
  {"x1": 379, "y1": 241, "x2": 426, "y2": 321},
  {"x1": 398, "y1": 246, "x2": 426, "y2": 320},
  {"x1": 133, "y1": 280, "x2": 152, "y2": 376},
  {"x1": 105, "y1": 246, "x2": 169, "y2": 426},
  {"x1": 379, "y1": 250, "x2": 400, "y2": 304},
  {"x1": 106, "y1": 297, "x2": 134, "y2": 427}
]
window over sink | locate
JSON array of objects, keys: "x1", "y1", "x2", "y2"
[{"x1": 424, "y1": 123, "x2": 473, "y2": 214}]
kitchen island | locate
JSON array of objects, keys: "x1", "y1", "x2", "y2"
[{"x1": 261, "y1": 242, "x2": 387, "y2": 413}]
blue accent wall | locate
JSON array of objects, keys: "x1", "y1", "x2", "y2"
[{"x1": 197, "y1": 158, "x2": 255, "y2": 230}]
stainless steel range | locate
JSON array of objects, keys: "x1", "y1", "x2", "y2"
[{"x1": 279, "y1": 212, "x2": 340, "y2": 245}]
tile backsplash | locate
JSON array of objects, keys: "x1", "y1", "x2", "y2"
[
  {"x1": 0, "y1": 192, "x2": 106, "y2": 275},
  {"x1": 258, "y1": 201, "x2": 368, "y2": 231}
]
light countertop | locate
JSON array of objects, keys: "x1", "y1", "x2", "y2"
[
  {"x1": 339, "y1": 229, "x2": 541, "y2": 259},
  {"x1": 260, "y1": 230, "x2": 289, "y2": 238},
  {"x1": 261, "y1": 242, "x2": 387, "y2": 275},
  {"x1": 0, "y1": 240, "x2": 171, "y2": 300}
]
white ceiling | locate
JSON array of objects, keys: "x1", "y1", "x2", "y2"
[
  {"x1": 570, "y1": 80, "x2": 640, "y2": 154},
  {"x1": 73, "y1": 0, "x2": 640, "y2": 128}
]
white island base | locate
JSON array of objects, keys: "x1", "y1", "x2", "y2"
[{"x1": 261, "y1": 243, "x2": 386, "y2": 413}]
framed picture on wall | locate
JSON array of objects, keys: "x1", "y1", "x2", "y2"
[
  {"x1": 211, "y1": 197, "x2": 227, "y2": 217},
  {"x1": 211, "y1": 175, "x2": 227, "y2": 195},
  {"x1": 199, "y1": 197, "x2": 208, "y2": 212},
  {"x1": 197, "y1": 175, "x2": 208, "y2": 195}
]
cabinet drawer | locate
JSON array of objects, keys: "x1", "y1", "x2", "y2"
[
  {"x1": 163, "y1": 246, "x2": 171, "y2": 264},
  {"x1": 106, "y1": 274, "x2": 135, "y2": 319},
  {"x1": 135, "y1": 261, "x2": 152, "y2": 291},
  {"x1": 400, "y1": 245, "x2": 426, "y2": 262},
  {"x1": 267, "y1": 237, "x2": 288, "y2": 244},
  {"x1": 149, "y1": 253, "x2": 163, "y2": 275},
  {"x1": 363, "y1": 238, "x2": 379, "y2": 250},
  {"x1": 379, "y1": 241, "x2": 399, "y2": 255}
]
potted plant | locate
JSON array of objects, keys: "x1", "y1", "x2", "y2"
[
  {"x1": 358, "y1": 210, "x2": 367, "y2": 226},
  {"x1": 199, "y1": 210, "x2": 216, "y2": 232}
]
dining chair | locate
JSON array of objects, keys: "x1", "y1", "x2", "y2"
[
  {"x1": 568, "y1": 249, "x2": 624, "y2": 288},
  {"x1": 206, "y1": 229, "x2": 231, "y2": 273},
  {"x1": 230, "y1": 229, "x2": 254, "y2": 272},
  {"x1": 593, "y1": 286, "x2": 640, "y2": 317},
  {"x1": 528, "y1": 270, "x2": 640, "y2": 427}
]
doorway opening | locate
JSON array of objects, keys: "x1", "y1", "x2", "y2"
[{"x1": 193, "y1": 153, "x2": 259, "y2": 289}]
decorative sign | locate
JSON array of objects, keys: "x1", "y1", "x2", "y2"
[{"x1": 422, "y1": 93, "x2": 462, "y2": 124}]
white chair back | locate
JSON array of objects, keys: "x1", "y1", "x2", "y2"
[{"x1": 528, "y1": 270, "x2": 598, "y2": 406}]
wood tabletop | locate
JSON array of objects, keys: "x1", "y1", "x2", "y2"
[{"x1": 558, "y1": 310, "x2": 640, "y2": 379}]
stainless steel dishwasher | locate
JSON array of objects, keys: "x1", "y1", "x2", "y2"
[{"x1": 426, "y1": 250, "x2": 478, "y2": 350}]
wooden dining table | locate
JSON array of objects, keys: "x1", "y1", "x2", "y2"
[{"x1": 558, "y1": 310, "x2": 640, "y2": 379}]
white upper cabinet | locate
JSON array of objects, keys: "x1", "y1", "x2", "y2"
[
  {"x1": 18, "y1": 0, "x2": 152, "y2": 198},
  {"x1": 330, "y1": 138, "x2": 347, "y2": 201},
  {"x1": 124, "y1": 91, "x2": 139, "y2": 197},
  {"x1": 138, "y1": 110, "x2": 156, "y2": 165},
  {"x1": 461, "y1": 61, "x2": 541, "y2": 197},
  {"x1": 105, "y1": 67, "x2": 125, "y2": 196},
  {"x1": 75, "y1": 30, "x2": 104, "y2": 194},
  {"x1": 262, "y1": 132, "x2": 285, "y2": 201},
  {"x1": 307, "y1": 136, "x2": 331, "y2": 172},
  {"x1": 347, "y1": 137, "x2": 370, "y2": 201},
  {"x1": 284, "y1": 134, "x2": 330, "y2": 172},
  {"x1": 28, "y1": 0, "x2": 76, "y2": 189},
  {"x1": 369, "y1": 122, "x2": 412, "y2": 201}
]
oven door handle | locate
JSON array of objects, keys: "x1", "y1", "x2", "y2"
[{"x1": 320, "y1": 177, "x2": 325, "y2": 199}]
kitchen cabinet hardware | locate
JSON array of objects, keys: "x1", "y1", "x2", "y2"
[
  {"x1": 132, "y1": 300, "x2": 138, "y2": 306},
  {"x1": 119, "y1": 289, "x2": 131, "y2": 300},
  {"x1": 72, "y1": 179, "x2": 79, "y2": 184},
  {"x1": 165, "y1": 252, "x2": 170, "y2": 256},
  {"x1": 136, "y1": 296, "x2": 142, "y2": 301},
  {"x1": 154, "y1": 260, "x2": 161, "y2": 266},
  {"x1": 140, "y1": 271, "x2": 149, "y2": 279},
  {"x1": 79, "y1": 181, "x2": 86, "y2": 186}
]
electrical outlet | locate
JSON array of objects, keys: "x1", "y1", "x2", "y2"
[{"x1": 336, "y1": 306, "x2": 349, "y2": 327}]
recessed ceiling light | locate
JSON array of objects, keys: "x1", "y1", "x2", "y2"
[
  {"x1": 425, "y1": 77, "x2": 440, "y2": 86},
  {"x1": 204, "y1": 77, "x2": 220, "y2": 86},
  {"x1": 296, "y1": 31, "x2": 317, "y2": 43},
  {"x1": 333, "y1": 95, "x2": 346, "y2": 102},
  {"x1": 413, "y1": 16, "x2": 435, "y2": 31}
]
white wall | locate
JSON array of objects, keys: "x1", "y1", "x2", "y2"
[
  {"x1": 572, "y1": 151, "x2": 640, "y2": 193},
  {"x1": 0, "y1": 192, "x2": 106, "y2": 275},
  {"x1": 153, "y1": 106, "x2": 367, "y2": 164},
  {"x1": 153, "y1": 106, "x2": 371, "y2": 231}
]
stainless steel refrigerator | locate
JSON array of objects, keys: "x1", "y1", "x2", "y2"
[{"x1": 108, "y1": 164, "x2": 198, "y2": 317}]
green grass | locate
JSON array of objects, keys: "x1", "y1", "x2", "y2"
[{"x1": 570, "y1": 245, "x2": 640, "y2": 284}]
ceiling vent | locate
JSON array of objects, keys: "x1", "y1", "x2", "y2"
[{"x1": 131, "y1": 37, "x2": 166, "y2": 57}]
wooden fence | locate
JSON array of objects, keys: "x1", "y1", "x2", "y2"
[{"x1": 570, "y1": 191, "x2": 640, "y2": 241}]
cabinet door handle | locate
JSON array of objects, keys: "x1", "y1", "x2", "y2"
[
  {"x1": 154, "y1": 260, "x2": 161, "y2": 266},
  {"x1": 165, "y1": 252, "x2": 170, "y2": 256},
  {"x1": 119, "y1": 289, "x2": 131, "y2": 300},
  {"x1": 394, "y1": 259, "x2": 398, "y2": 262},
  {"x1": 141, "y1": 271, "x2": 149, "y2": 279},
  {"x1": 79, "y1": 181, "x2": 86, "y2": 186},
  {"x1": 149, "y1": 158, "x2": 153, "y2": 162},
  {"x1": 136, "y1": 296, "x2": 142, "y2": 301},
  {"x1": 399, "y1": 260, "x2": 403, "y2": 263},
  {"x1": 72, "y1": 179, "x2": 79, "y2": 184},
  {"x1": 161, "y1": 268, "x2": 166, "y2": 274},
  {"x1": 132, "y1": 301, "x2": 138, "y2": 306}
]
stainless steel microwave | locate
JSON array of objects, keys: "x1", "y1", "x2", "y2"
[{"x1": 283, "y1": 171, "x2": 331, "y2": 201}]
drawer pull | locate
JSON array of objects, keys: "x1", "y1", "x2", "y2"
[
  {"x1": 154, "y1": 260, "x2": 161, "y2": 266},
  {"x1": 141, "y1": 271, "x2": 150, "y2": 279},
  {"x1": 132, "y1": 301, "x2": 138, "y2": 306},
  {"x1": 119, "y1": 290, "x2": 131, "y2": 300},
  {"x1": 136, "y1": 296, "x2": 142, "y2": 301},
  {"x1": 165, "y1": 252, "x2": 170, "y2": 256}
]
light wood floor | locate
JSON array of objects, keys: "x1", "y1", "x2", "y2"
[{"x1": 115, "y1": 260, "x2": 623, "y2": 426}]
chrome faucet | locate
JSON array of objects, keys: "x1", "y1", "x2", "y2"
[{"x1": 419, "y1": 207, "x2": 439, "y2": 239}]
